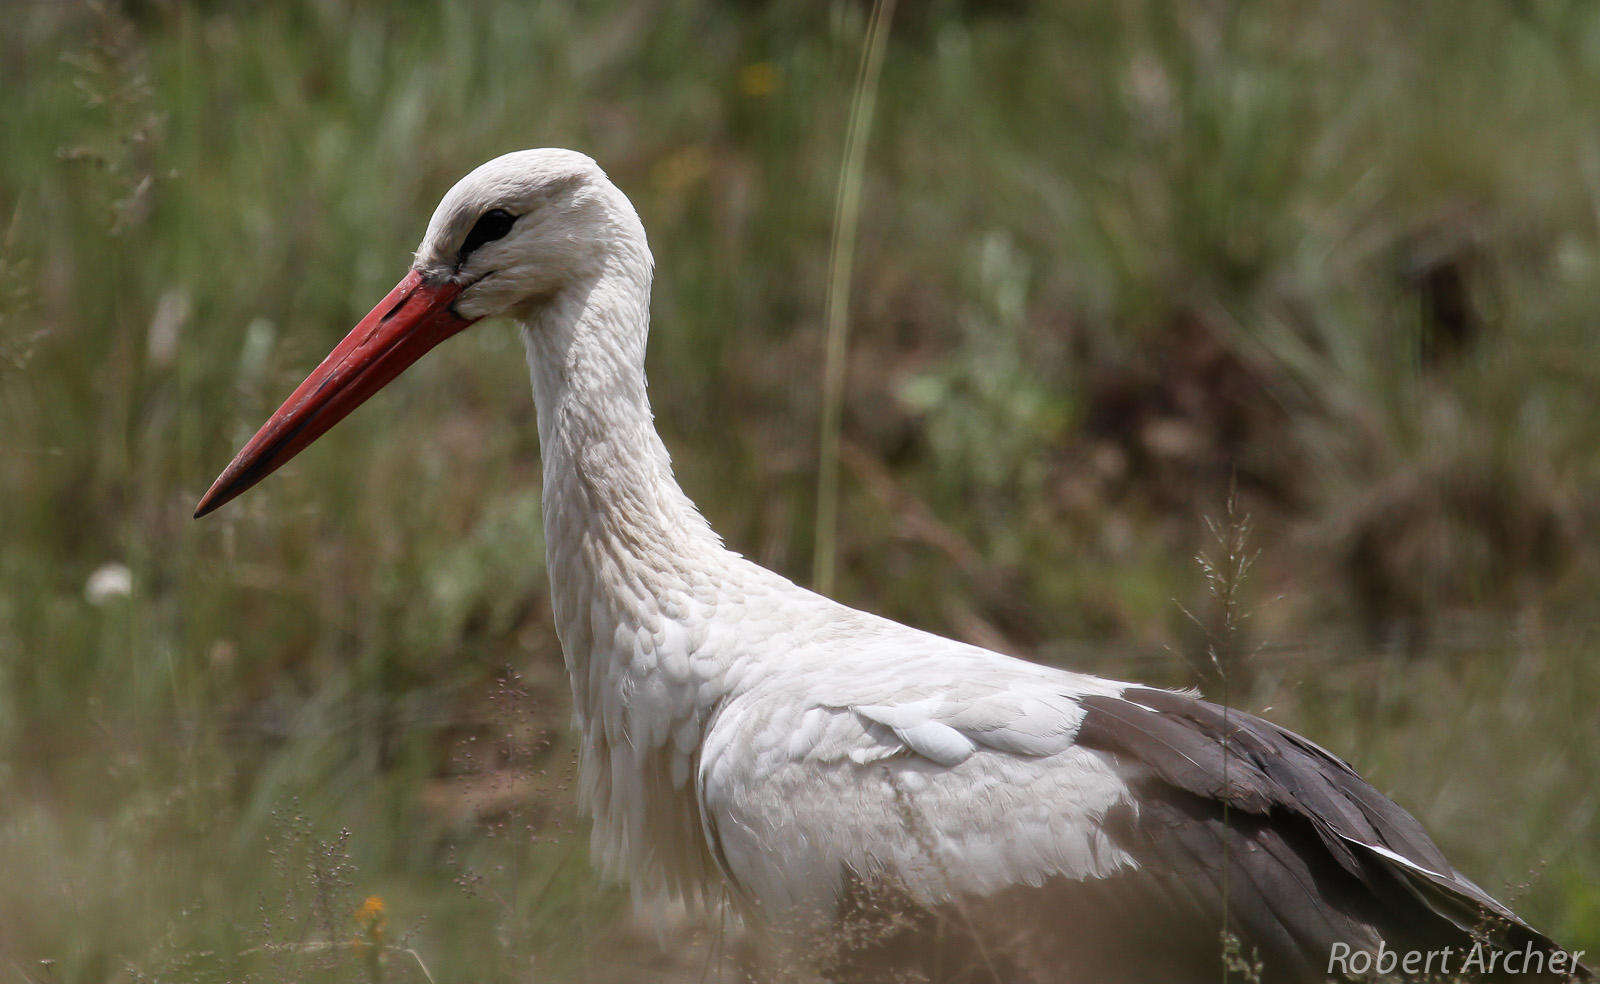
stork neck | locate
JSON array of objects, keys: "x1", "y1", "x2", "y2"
[
  {"x1": 519, "y1": 253, "x2": 724, "y2": 652},
  {"x1": 518, "y1": 257, "x2": 741, "y2": 899}
]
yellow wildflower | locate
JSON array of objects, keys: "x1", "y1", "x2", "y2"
[{"x1": 354, "y1": 894, "x2": 387, "y2": 944}]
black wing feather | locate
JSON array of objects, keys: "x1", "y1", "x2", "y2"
[{"x1": 1070, "y1": 687, "x2": 1589, "y2": 983}]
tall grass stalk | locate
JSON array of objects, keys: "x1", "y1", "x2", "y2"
[
  {"x1": 1186, "y1": 488, "x2": 1260, "y2": 981},
  {"x1": 813, "y1": 0, "x2": 896, "y2": 595}
]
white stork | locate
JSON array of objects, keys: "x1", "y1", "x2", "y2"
[{"x1": 197, "y1": 150, "x2": 1590, "y2": 984}]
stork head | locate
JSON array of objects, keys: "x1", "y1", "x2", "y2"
[
  {"x1": 415, "y1": 148, "x2": 642, "y2": 322},
  {"x1": 194, "y1": 148, "x2": 643, "y2": 518}
]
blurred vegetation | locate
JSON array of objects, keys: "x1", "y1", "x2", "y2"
[{"x1": 1, "y1": 0, "x2": 1598, "y2": 980}]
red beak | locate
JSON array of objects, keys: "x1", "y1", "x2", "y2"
[{"x1": 194, "y1": 269, "x2": 475, "y2": 518}]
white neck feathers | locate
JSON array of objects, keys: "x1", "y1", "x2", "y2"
[{"x1": 518, "y1": 231, "x2": 731, "y2": 898}]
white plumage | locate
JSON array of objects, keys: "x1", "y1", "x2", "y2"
[{"x1": 199, "y1": 149, "x2": 1589, "y2": 984}]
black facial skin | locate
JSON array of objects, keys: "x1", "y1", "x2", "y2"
[{"x1": 457, "y1": 207, "x2": 517, "y2": 267}]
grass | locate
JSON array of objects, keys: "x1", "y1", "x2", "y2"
[
  {"x1": 1, "y1": 1, "x2": 1598, "y2": 980},
  {"x1": 814, "y1": 0, "x2": 897, "y2": 597}
]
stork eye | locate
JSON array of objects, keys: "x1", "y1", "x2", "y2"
[{"x1": 458, "y1": 207, "x2": 517, "y2": 264}]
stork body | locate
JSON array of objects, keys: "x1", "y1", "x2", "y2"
[{"x1": 197, "y1": 150, "x2": 1590, "y2": 983}]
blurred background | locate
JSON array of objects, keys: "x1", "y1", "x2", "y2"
[{"x1": 2, "y1": 1, "x2": 1598, "y2": 980}]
